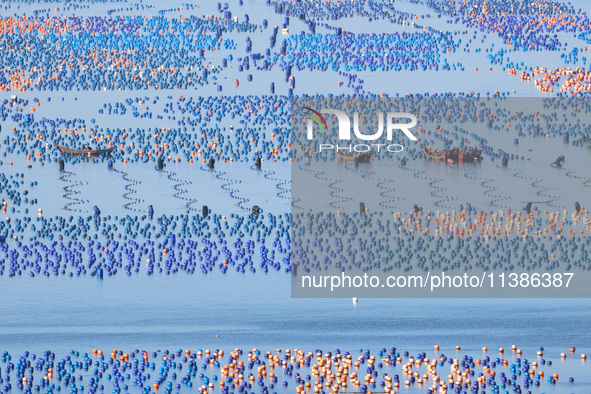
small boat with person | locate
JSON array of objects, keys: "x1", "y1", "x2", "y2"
[
  {"x1": 336, "y1": 150, "x2": 372, "y2": 163},
  {"x1": 56, "y1": 144, "x2": 115, "y2": 156},
  {"x1": 423, "y1": 147, "x2": 445, "y2": 161}
]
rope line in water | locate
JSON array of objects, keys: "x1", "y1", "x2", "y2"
[
  {"x1": 112, "y1": 167, "x2": 145, "y2": 212},
  {"x1": 356, "y1": 167, "x2": 404, "y2": 210},
  {"x1": 255, "y1": 164, "x2": 290, "y2": 200},
  {"x1": 201, "y1": 166, "x2": 250, "y2": 212},
  {"x1": 59, "y1": 170, "x2": 85, "y2": 212},
  {"x1": 165, "y1": 170, "x2": 198, "y2": 212}
]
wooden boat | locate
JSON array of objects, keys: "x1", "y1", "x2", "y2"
[
  {"x1": 424, "y1": 147, "x2": 444, "y2": 161},
  {"x1": 460, "y1": 148, "x2": 482, "y2": 162},
  {"x1": 337, "y1": 150, "x2": 372, "y2": 163},
  {"x1": 57, "y1": 145, "x2": 115, "y2": 156},
  {"x1": 424, "y1": 147, "x2": 482, "y2": 163}
]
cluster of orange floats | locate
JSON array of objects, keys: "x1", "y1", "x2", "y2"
[
  {"x1": 467, "y1": 1, "x2": 589, "y2": 38},
  {"x1": 356, "y1": 207, "x2": 591, "y2": 238},
  {"x1": 509, "y1": 61, "x2": 591, "y2": 95}
]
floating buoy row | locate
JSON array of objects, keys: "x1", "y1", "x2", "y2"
[
  {"x1": 291, "y1": 207, "x2": 591, "y2": 274},
  {"x1": 0, "y1": 346, "x2": 582, "y2": 394},
  {"x1": 0, "y1": 229, "x2": 289, "y2": 277},
  {"x1": 5, "y1": 93, "x2": 591, "y2": 169},
  {"x1": 3, "y1": 95, "x2": 293, "y2": 164},
  {"x1": 0, "y1": 206, "x2": 588, "y2": 276}
]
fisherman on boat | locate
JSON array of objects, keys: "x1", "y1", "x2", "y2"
[
  {"x1": 56, "y1": 144, "x2": 115, "y2": 156},
  {"x1": 424, "y1": 147, "x2": 443, "y2": 160},
  {"x1": 336, "y1": 150, "x2": 371, "y2": 163}
]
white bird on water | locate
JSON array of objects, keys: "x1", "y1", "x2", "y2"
[{"x1": 352, "y1": 297, "x2": 358, "y2": 304}]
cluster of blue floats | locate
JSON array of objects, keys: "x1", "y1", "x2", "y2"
[
  {"x1": 0, "y1": 206, "x2": 590, "y2": 276},
  {"x1": 0, "y1": 213, "x2": 291, "y2": 276}
]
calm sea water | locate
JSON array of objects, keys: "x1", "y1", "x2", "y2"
[{"x1": 1, "y1": 273, "x2": 590, "y2": 355}]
